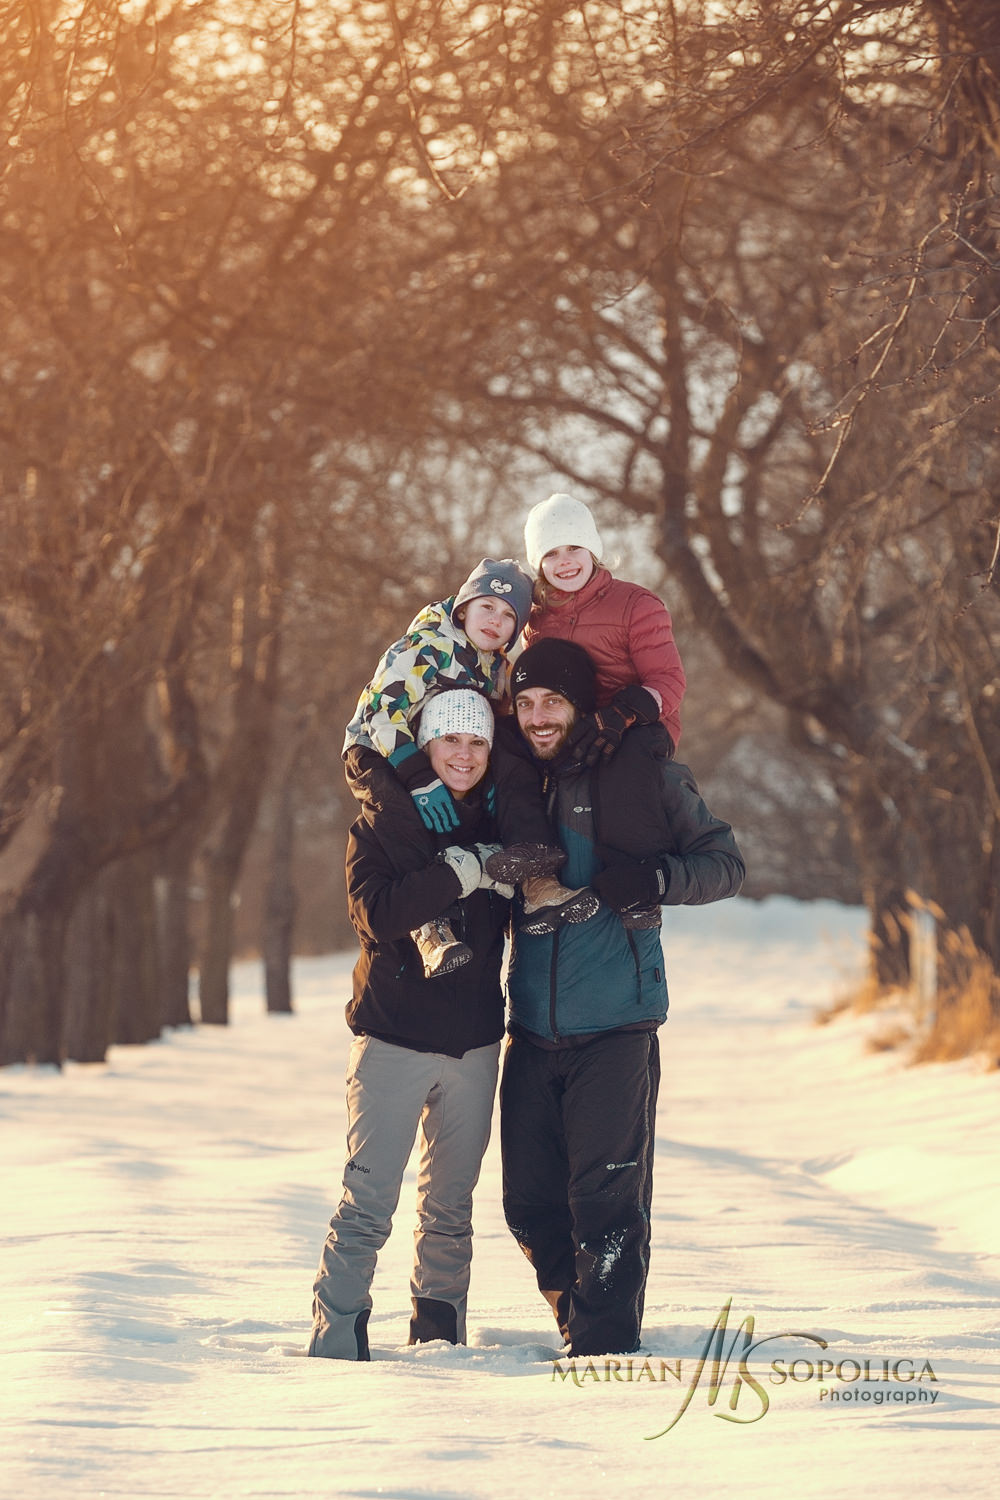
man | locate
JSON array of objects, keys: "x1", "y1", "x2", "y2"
[{"x1": 498, "y1": 638, "x2": 745, "y2": 1357}]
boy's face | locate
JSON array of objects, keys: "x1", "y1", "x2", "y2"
[
  {"x1": 539, "y1": 545, "x2": 594, "y2": 593},
  {"x1": 460, "y1": 596, "x2": 518, "y2": 652}
]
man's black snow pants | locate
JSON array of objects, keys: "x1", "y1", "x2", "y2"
[{"x1": 500, "y1": 1027, "x2": 660, "y2": 1357}]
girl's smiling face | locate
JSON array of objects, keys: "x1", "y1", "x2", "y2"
[
  {"x1": 539, "y1": 545, "x2": 595, "y2": 594},
  {"x1": 459, "y1": 596, "x2": 518, "y2": 652}
]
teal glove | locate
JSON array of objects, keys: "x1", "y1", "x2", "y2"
[
  {"x1": 410, "y1": 778, "x2": 459, "y2": 833},
  {"x1": 391, "y1": 743, "x2": 460, "y2": 833}
]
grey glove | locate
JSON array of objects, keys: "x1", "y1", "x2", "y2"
[
  {"x1": 439, "y1": 846, "x2": 483, "y2": 899},
  {"x1": 473, "y1": 843, "x2": 515, "y2": 900}
]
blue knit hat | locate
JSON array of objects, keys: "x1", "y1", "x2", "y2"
[{"x1": 453, "y1": 557, "x2": 533, "y2": 640}]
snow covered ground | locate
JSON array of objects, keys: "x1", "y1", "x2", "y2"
[{"x1": 3, "y1": 896, "x2": 998, "y2": 1499}]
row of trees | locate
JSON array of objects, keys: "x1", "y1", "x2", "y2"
[
  {"x1": 2, "y1": 0, "x2": 998, "y2": 1064},
  {"x1": 423, "y1": 0, "x2": 1000, "y2": 990}
]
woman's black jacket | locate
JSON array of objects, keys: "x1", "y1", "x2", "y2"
[{"x1": 344, "y1": 791, "x2": 509, "y2": 1059}]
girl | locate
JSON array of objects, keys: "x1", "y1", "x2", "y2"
[
  {"x1": 500, "y1": 494, "x2": 687, "y2": 930},
  {"x1": 521, "y1": 492, "x2": 686, "y2": 762}
]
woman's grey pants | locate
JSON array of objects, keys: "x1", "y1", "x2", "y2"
[{"x1": 309, "y1": 1034, "x2": 500, "y2": 1359}]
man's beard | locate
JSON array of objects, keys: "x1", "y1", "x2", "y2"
[{"x1": 526, "y1": 722, "x2": 572, "y2": 760}]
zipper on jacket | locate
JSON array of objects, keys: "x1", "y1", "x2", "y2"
[
  {"x1": 548, "y1": 927, "x2": 562, "y2": 1042},
  {"x1": 626, "y1": 930, "x2": 643, "y2": 1002}
]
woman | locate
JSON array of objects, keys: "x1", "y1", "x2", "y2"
[{"x1": 308, "y1": 688, "x2": 512, "y2": 1360}]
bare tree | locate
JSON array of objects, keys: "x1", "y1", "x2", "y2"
[
  {"x1": 1, "y1": 0, "x2": 573, "y2": 1057},
  {"x1": 360, "y1": 1, "x2": 1000, "y2": 996},
  {"x1": 8, "y1": 0, "x2": 997, "y2": 1065}
]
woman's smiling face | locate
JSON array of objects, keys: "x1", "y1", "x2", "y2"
[{"x1": 425, "y1": 732, "x2": 490, "y2": 798}]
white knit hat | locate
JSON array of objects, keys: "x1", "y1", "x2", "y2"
[
  {"x1": 416, "y1": 689, "x2": 495, "y2": 749},
  {"x1": 523, "y1": 493, "x2": 603, "y2": 574}
]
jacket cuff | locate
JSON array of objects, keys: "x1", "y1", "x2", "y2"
[
  {"x1": 388, "y1": 740, "x2": 421, "y2": 768},
  {"x1": 390, "y1": 745, "x2": 435, "y2": 790}
]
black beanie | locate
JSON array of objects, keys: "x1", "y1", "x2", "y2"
[{"x1": 510, "y1": 638, "x2": 598, "y2": 714}]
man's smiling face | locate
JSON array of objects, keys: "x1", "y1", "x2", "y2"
[{"x1": 514, "y1": 686, "x2": 577, "y2": 760}]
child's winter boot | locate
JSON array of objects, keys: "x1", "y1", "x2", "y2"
[
  {"x1": 412, "y1": 917, "x2": 472, "y2": 978},
  {"x1": 483, "y1": 842, "x2": 566, "y2": 883},
  {"x1": 520, "y1": 876, "x2": 600, "y2": 936}
]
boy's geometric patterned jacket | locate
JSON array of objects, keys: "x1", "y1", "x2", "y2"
[{"x1": 343, "y1": 598, "x2": 510, "y2": 766}]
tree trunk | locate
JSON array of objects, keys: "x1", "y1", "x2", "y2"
[
  {"x1": 63, "y1": 880, "x2": 115, "y2": 1064},
  {"x1": 843, "y1": 767, "x2": 912, "y2": 991},
  {"x1": 198, "y1": 856, "x2": 242, "y2": 1026},
  {"x1": 8, "y1": 907, "x2": 72, "y2": 1066},
  {"x1": 110, "y1": 851, "x2": 162, "y2": 1047},
  {"x1": 152, "y1": 616, "x2": 211, "y2": 1031},
  {"x1": 10, "y1": 802, "x2": 98, "y2": 1065},
  {"x1": 1, "y1": 909, "x2": 67, "y2": 1066},
  {"x1": 197, "y1": 539, "x2": 283, "y2": 1025},
  {"x1": 154, "y1": 832, "x2": 198, "y2": 1031},
  {"x1": 0, "y1": 921, "x2": 18, "y2": 1065},
  {"x1": 2, "y1": 622, "x2": 210, "y2": 1063},
  {"x1": 913, "y1": 790, "x2": 1000, "y2": 1008},
  {"x1": 263, "y1": 763, "x2": 298, "y2": 1014}
]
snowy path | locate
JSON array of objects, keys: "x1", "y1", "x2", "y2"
[{"x1": 2, "y1": 897, "x2": 999, "y2": 1498}]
